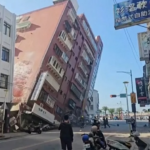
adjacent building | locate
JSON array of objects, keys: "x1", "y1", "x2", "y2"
[
  {"x1": 11, "y1": 0, "x2": 103, "y2": 125},
  {"x1": 89, "y1": 90, "x2": 99, "y2": 118},
  {"x1": 0, "y1": 5, "x2": 16, "y2": 132}
]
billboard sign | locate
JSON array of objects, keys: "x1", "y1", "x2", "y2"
[
  {"x1": 135, "y1": 77, "x2": 147, "y2": 104},
  {"x1": 138, "y1": 31, "x2": 150, "y2": 61},
  {"x1": 114, "y1": 0, "x2": 150, "y2": 29}
]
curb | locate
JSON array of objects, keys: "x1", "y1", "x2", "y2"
[{"x1": 0, "y1": 133, "x2": 28, "y2": 140}]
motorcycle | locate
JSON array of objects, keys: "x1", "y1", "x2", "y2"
[
  {"x1": 107, "y1": 131, "x2": 150, "y2": 150},
  {"x1": 81, "y1": 133, "x2": 106, "y2": 150},
  {"x1": 28, "y1": 123, "x2": 42, "y2": 134}
]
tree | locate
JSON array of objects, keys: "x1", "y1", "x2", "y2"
[
  {"x1": 108, "y1": 108, "x2": 115, "y2": 118},
  {"x1": 102, "y1": 106, "x2": 108, "y2": 115},
  {"x1": 116, "y1": 107, "x2": 123, "y2": 119}
]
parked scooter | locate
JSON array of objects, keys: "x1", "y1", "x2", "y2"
[
  {"x1": 131, "y1": 131, "x2": 150, "y2": 150},
  {"x1": 28, "y1": 122, "x2": 42, "y2": 134},
  {"x1": 107, "y1": 131, "x2": 150, "y2": 150},
  {"x1": 81, "y1": 133, "x2": 106, "y2": 150}
]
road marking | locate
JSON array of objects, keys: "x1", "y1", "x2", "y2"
[{"x1": 12, "y1": 138, "x2": 59, "y2": 150}]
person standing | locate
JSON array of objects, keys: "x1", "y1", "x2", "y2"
[
  {"x1": 105, "y1": 117, "x2": 110, "y2": 128},
  {"x1": 148, "y1": 116, "x2": 150, "y2": 131},
  {"x1": 103, "y1": 117, "x2": 106, "y2": 128},
  {"x1": 58, "y1": 115, "x2": 73, "y2": 150}
]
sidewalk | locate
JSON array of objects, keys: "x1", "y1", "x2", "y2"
[{"x1": 0, "y1": 132, "x2": 28, "y2": 140}]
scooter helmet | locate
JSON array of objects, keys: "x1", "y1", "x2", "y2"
[
  {"x1": 82, "y1": 135, "x2": 89, "y2": 142},
  {"x1": 91, "y1": 125, "x2": 98, "y2": 132}
]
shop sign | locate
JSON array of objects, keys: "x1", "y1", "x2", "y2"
[{"x1": 114, "y1": 0, "x2": 150, "y2": 29}]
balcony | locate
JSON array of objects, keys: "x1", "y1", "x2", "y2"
[
  {"x1": 81, "y1": 50, "x2": 91, "y2": 65},
  {"x1": 47, "y1": 56, "x2": 64, "y2": 79},
  {"x1": 58, "y1": 30, "x2": 73, "y2": 50},
  {"x1": 83, "y1": 41, "x2": 94, "y2": 60},
  {"x1": 70, "y1": 83, "x2": 83, "y2": 101},
  {"x1": 68, "y1": 28, "x2": 77, "y2": 40},
  {"x1": 67, "y1": 8, "x2": 76, "y2": 23},
  {"x1": 75, "y1": 73, "x2": 87, "y2": 89},
  {"x1": 78, "y1": 62, "x2": 88, "y2": 77},
  {"x1": 45, "y1": 72, "x2": 60, "y2": 92},
  {"x1": 16, "y1": 21, "x2": 31, "y2": 31}
]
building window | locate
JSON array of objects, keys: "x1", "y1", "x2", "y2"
[
  {"x1": 2, "y1": 47, "x2": 9, "y2": 62},
  {"x1": 4, "y1": 22, "x2": 11, "y2": 37},
  {"x1": 53, "y1": 60, "x2": 56, "y2": 66},
  {"x1": 0, "y1": 74, "x2": 8, "y2": 89},
  {"x1": 38, "y1": 89, "x2": 49, "y2": 102},
  {"x1": 53, "y1": 44, "x2": 63, "y2": 57}
]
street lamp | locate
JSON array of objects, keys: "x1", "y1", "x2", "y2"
[
  {"x1": 117, "y1": 70, "x2": 133, "y2": 92},
  {"x1": 123, "y1": 81, "x2": 130, "y2": 117},
  {"x1": 117, "y1": 70, "x2": 136, "y2": 129}
]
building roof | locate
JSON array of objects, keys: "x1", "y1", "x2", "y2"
[{"x1": 13, "y1": 1, "x2": 68, "y2": 104}]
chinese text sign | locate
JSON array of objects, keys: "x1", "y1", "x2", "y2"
[
  {"x1": 138, "y1": 31, "x2": 150, "y2": 61},
  {"x1": 135, "y1": 77, "x2": 147, "y2": 104},
  {"x1": 114, "y1": 0, "x2": 150, "y2": 29}
]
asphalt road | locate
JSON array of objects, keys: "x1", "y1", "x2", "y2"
[{"x1": 0, "y1": 120, "x2": 149, "y2": 150}]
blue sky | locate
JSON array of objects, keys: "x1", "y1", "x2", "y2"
[{"x1": 1, "y1": 0, "x2": 147, "y2": 111}]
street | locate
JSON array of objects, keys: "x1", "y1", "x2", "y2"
[{"x1": 0, "y1": 120, "x2": 150, "y2": 150}]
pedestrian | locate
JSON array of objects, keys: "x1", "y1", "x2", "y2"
[
  {"x1": 105, "y1": 117, "x2": 110, "y2": 128},
  {"x1": 148, "y1": 116, "x2": 150, "y2": 131},
  {"x1": 58, "y1": 115, "x2": 73, "y2": 150},
  {"x1": 131, "y1": 117, "x2": 135, "y2": 131},
  {"x1": 103, "y1": 117, "x2": 106, "y2": 128}
]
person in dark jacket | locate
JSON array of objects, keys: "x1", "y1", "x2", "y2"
[
  {"x1": 103, "y1": 117, "x2": 106, "y2": 128},
  {"x1": 105, "y1": 117, "x2": 110, "y2": 128},
  {"x1": 58, "y1": 115, "x2": 73, "y2": 150}
]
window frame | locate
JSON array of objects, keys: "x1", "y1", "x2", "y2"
[
  {"x1": 0, "y1": 74, "x2": 8, "y2": 89},
  {"x1": 2, "y1": 47, "x2": 9, "y2": 62}
]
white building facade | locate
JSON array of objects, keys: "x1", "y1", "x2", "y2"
[
  {"x1": 89, "y1": 89, "x2": 99, "y2": 118},
  {"x1": 0, "y1": 5, "x2": 16, "y2": 105}
]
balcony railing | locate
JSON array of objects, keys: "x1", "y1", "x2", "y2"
[
  {"x1": 75, "y1": 73, "x2": 87, "y2": 89},
  {"x1": 83, "y1": 41, "x2": 94, "y2": 60},
  {"x1": 78, "y1": 62, "x2": 88, "y2": 77},
  {"x1": 58, "y1": 30, "x2": 73, "y2": 50},
  {"x1": 81, "y1": 50, "x2": 91, "y2": 65},
  {"x1": 67, "y1": 8, "x2": 76, "y2": 23},
  {"x1": 16, "y1": 21, "x2": 31, "y2": 31},
  {"x1": 47, "y1": 56, "x2": 64, "y2": 79}
]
